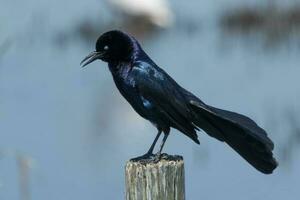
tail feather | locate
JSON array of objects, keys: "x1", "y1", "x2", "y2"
[{"x1": 189, "y1": 100, "x2": 278, "y2": 174}]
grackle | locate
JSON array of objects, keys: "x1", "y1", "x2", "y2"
[{"x1": 81, "y1": 30, "x2": 277, "y2": 174}]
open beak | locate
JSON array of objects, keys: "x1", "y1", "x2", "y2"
[{"x1": 80, "y1": 51, "x2": 103, "y2": 68}]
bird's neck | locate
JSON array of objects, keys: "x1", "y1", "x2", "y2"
[
  {"x1": 108, "y1": 38, "x2": 154, "y2": 76},
  {"x1": 108, "y1": 46, "x2": 147, "y2": 71},
  {"x1": 108, "y1": 50, "x2": 151, "y2": 74},
  {"x1": 108, "y1": 61, "x2": 132, "y2": 78}
]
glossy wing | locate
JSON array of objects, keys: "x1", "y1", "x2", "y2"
[{"x1": 131, "y1": 62, "x2": 200, "y2": 143}]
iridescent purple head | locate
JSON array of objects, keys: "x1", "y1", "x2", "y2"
[{"x1": 81, "y1": 30, "x2": 138, "y2": 67}]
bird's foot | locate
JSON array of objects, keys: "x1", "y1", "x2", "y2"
[
  {"x1": 130, "y1": 152, "x2": 165, "y2": 164},
  {"x1": 130, "y1": 152, "x2": 155, "y2": 162}
]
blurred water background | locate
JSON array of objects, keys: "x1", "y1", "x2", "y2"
[{"x1": 1, "y1": 0, "x2": 300, "y2": 199}]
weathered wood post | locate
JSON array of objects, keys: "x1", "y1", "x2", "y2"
[{"x1": 125, "y1": 154, "x2": 185, "y2": 200}]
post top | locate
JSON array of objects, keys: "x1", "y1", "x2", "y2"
[
  {"x1": 127, "y1": 153, "x2": 183, "y2": 166},
  {"x1": 125, "y1": 153, "x2": 185, "y2": 200}
]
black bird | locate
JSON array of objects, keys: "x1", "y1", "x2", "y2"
[{"x1": 81, "y1": 30, "x2": 278, "y2": 174}]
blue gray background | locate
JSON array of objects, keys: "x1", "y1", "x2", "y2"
[{"x1": 1, "y1": 0, "x2": 299, "y2": 199}]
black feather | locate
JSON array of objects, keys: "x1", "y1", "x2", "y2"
[
  {"x1": 82, "y1": 30, "x2": 277, "y2": 174},
  {"x1": 189, "y1": 100, "x2": 278, "y2": 174}
]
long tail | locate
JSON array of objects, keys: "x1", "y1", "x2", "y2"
[{"x1": 189, "y1": 100, "x2": 278, "y2": 174}]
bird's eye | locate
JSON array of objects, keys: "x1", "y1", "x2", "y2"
[{"x1": 104, "y1": 45, "x2": 109, "y2": 51}]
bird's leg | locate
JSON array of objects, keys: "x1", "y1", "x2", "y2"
[
  {"x1": 154, "y1": 131, "x2": 170, "y2": 161},
  {"x1": 146, "y1": 130, "x2": 162, "y2": 155},
  {"x1": 130, "y1": 130, "x2": 162, "y2": 162}
]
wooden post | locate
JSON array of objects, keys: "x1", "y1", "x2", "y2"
[{"x1": 125, "y1": 154, "x2": 185, "y2": 200}]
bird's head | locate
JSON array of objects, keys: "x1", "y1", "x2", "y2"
[{"x1": 81, "y1": 30, "x2": 135, "y2": 67}]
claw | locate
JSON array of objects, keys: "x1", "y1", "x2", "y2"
[
  {"x1": 130, "y1": 153, "x2": 155, "y2": 162},
  {"x1": 130, "y1": 152, "x2": 167, "y2": 164},
  {"x1": 153, "y1": 152, "x2": 161, "y2": 162}
]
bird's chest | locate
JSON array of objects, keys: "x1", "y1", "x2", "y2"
[
  {"x1": 112, "y1": 64, "x2": 136, "y2": 93},
  {"x1": 109, "y1": 62, "x2": 170, "y2": 127},
  {"x1": 110, "y1": 64, "x2": 150, "y2": 116}
]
